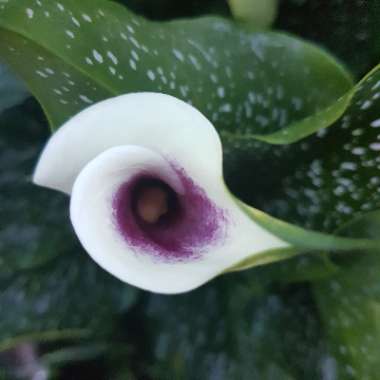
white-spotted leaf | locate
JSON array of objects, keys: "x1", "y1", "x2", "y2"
[{"x1": 0, "y1": 0, "x2": 352, "y2": 132}]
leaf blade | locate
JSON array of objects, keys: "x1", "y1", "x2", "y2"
[{"x1": 0, "y1": 0, "x2": 352, "y2": 133}]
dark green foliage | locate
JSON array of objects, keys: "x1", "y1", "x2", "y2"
[
  {"x1": 0, "y1": 101, "x2": 138, "y2": 351},
  {"x1": 0, "y1": 1, "x2": 380, "y2": 379}
]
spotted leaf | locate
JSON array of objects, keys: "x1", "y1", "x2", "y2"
[
  {"x1": 313, "y1": 211, "x2": 380, "y2": 380},
  {"x1": 229, "y1": 63, "x2": 380, "y2": 234},
  {"x1": 252, "y1": 64, "x2": 380, "y2": 144},
  {"x1": 0, "y1": 0, "x2": 351, "y2": 132}
]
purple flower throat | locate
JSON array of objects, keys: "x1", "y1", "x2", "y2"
[{"x1": 112, "y1": 165, "x2": 226, "y2": 261}]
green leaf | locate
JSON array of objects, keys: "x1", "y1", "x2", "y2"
[
  {"x1": 250, "y1": 91, "x2": 353, "y2": 144},
  {"x1": 41, "y1": 343, "x2": 107, "y2": 368},
  {"x1": 239, "y1": 201, "x2": 380, "y2": 252},
  {"x1": 222, "y1": 62, "x2": 380, "y2": 274},
  {"x1": 0, "y1": 248, "x2": 137, "y2": 352},
  {"x1": 0, "y1": 103, "x2": 138, "y2": 351},
  {"x1": 142, "y1": 277, "x2": 326, "y2": 380},
  {"x1": 251, "y1": 64, "x2": 380, "y2": 144},
  {"x1": 313, "y1": 211, "x2": 380, "y2": 380},
  {"x1": 138, "y1": 207, "x2": 380, "y2": 378},
  {"x1": 228, "y1": 60, "x2": 380, "y2": 236},
  {"x1": 0, "y1": 103, "x2": 61, "y2": 276},
  {"x1": 225, "y1": 199, "x2": 380, "y2": 272},
  {"x1": 0, "y1": 0, "x2": 351, "y2": 132}
]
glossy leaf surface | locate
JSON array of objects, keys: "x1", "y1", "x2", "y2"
[{"x1": 0, "y1": 0, "x2": 351, "y2": 131}]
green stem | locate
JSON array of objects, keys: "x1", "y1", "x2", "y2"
[{"x1": 237, "y1": 200, "x2": 380, "y2": 252}]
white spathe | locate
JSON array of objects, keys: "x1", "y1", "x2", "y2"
[
  {"x1": 33, "y1": 92, "x2": 222, "y2": 195},
  {"x1": 34, "y1": 93, "x2": 289, "y2": 294}
]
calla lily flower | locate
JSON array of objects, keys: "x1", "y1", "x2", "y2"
[
  {"x1": 33, "y1": 93, "x2": 290, "y2": 293},
  {"x1": 33, "y1": 93, "x2": 378, "y2": 294}
]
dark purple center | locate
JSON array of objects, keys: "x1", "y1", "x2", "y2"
[{"x1": 112, "y1": 165, "x2": 226, "y2": 261}]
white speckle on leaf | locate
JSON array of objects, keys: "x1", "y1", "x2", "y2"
[
  {"x1": 82, "y1": 13, "x2": 92, "y2": 22},
  {"x1": 291, "y1": 97, "x2": 303, "y2": 111},
  {"x1": 340, "y1": 161, "x2": 357, "y2": 171},
  {"x1": 26, "y1": 8, "x2": 34, "y2": 18},
  {"x1": 57, "y1": 3, "x2": 64, "y2": 11},
  {"x1": 370, "y1": 143, "x2": 380, "y2": 151},
  {"x1": 210, "y1": 74, "x2": 218, "y2": 83},
  {"x1": 129, "y1": 37, "x2": 140, "y2": 49},
  {"x1": 107, "y1": 51, "x2": 118, "y2": 65},
  {"x1": 129, "y1": 59, "x2": 137, "y2": 70},
  {"x1": 172, "y1": 48, "x2": 184, "y2": 62},
  {"x1": 352, "y1": 147, "x2": 366, "y2": 156},
  {"x1": 189, "y1": 54, "x2": 201, "y2": 70},
  {"x1": 92, "y1": 49, "x2": 104, "y2": 63},
  {"x1": 72, "y1": 17, "x2": 80, "y2": 27},
  {"x1": 79, "y1": 95, "x2": 93, "y2": 104},
  {"x1": 147, "y1": 70, "x2": 156, "y2": 81},
  {"x1": 179, "y1": 85, "x2": 189, "y2": 97},
  {"x1": 36, "y1": 70, "x2": 48, "y2": 78},
  {"x1": 217, "y1": 87, "x2": 225, "y2": 98},
  {"x1": 247, "y1": 71, "x2": 255, "y2": 80},
  {"x1": 220, "y1": 104, "x2": 232, "y2": 113},
  {"x1": 131, "y1": 50, "x2": 139, "y2": 61},
  {"x1": 248, "y1": 91, "x2": 256, "y2": 104},
  {"x1": 361, "y1": 100, "x2": 372, "y2": 110},
  {"x1": 372, "y1": 80, "x2": 380, "y2": 91},
  {"x1": 370, "y1": 118, "x2": 380, "y2": 128},
  {"x1": 65, "y1": 30, "x2": 75, "y2": 39}
]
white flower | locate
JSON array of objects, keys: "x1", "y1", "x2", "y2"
[{"x1": 33, "y1": 93, "x2": 289, "y2": 294}]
